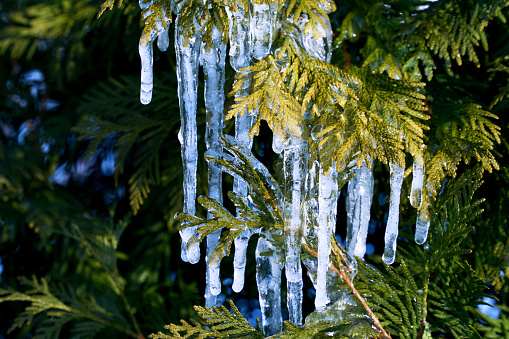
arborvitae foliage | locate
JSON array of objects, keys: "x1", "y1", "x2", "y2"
[{"x1": 0, "y1": 0, "x2": 509, "y2": 339}]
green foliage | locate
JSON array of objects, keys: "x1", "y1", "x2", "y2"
[
  {"x1": 0, "y1": 276, "x2": 134, "y2": 338},
  {"x1": 1, "y1": 0, "x2": 509, "y2": 338},
  {"x1": 73, "y1": 75, "x2": 181, "y2": 214},
  {"x1": 176, "y1": 136, "x2": 284, "y2": 265},
  {"x1": 149, "y1": 300, "x2": 264, "y2": 339}
]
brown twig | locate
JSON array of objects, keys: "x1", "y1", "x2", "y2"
[{"x1": 304, "y1": 243, "x2": 392, "y2": 339}]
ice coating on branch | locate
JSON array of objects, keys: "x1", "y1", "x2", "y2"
[
  {"x1": 202, "y1": 24, "x2": 227, "y2": 305},
  {"x1": 232, "y1": 95, "x2": 255, "y2": 293},
  {"x1": 256, "y1": 235, "x2": 283, "y2": 336},
  {"x1": 283, "y1": 137, "x2": 306, "y2": 325},
  {"x1": 410, "y1": 153, "x2": 425, "y2": 208},
  {"x1": 345, "y1": 162, "x2": 374, "y2": 259},
  {"x1": 382, "y1": 162, "x2": 404, "y2": 265},
  {"x1": 175, "y1": 16, "x2": 201, "y2": 263},
  {"x1": 415, "y1": 181, "x2": 433, "y2": 245},
  {"x1": 157, "y1": 27, "x2": 170, "y2": 52},
  {"x1": 228, "y1": 7, "x2": 255, "y2": 289},
  {"x1": 227, "y1": 5, "x2": 251, "y2": 71},
  {"x1": 139, "y1": 41, "x2": 154, "y2": 105},
  {"x1": 316, "y1": 164, "x2": 339, "y2": 310},
  {"x1": 302, "y1": 13, "x2": 332, "y2": 63},
  {"x1": 250, "y1": 2, "x2": 277, "y2": 60}
]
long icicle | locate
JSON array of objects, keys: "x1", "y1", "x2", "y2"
[
  {"x1": 302, "y1": 9, "x2": 336, "y2": 311},
  {"x1": 315, "y1": 164, "x2": 338, "y2": 310},
  {"x1": 256, "y1": 233, "x2": 283, "y2": 336},
  {"x1": 382, "y1": 162, "x2": 404, "y2": 265},
  {"x1": 175, "y1": 15, "x2": 201, "y2": 264},
  {"x1": 345, "y1": 161, "x2": 374, "y2": 259},
  {"x1": 283, "y1": 137, "x2": 305, "y2": 325},
  {"x1": 203, "y1": 24, "x2": 227, "y2": 308},
  {"x1": 227, "y1": 3, "x2": 256, "y2": 294}
]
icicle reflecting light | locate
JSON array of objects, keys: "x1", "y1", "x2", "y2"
[
  {"x1": 382, "y1": 162, "x2": 404, "y2": 265},
  {"x1": 175, "y1": 16, "x2": 201, "y2": 264},
  {"x1": 315, "y1": 164, "x2": 338, "y2": 310},
  {"x1": 346, "y1": 162, "x2": 374, "y2": 259},
  {"x1": 410, "y1": 152, "x2": 425, "y2": 208},
  {"x1": 203, "y1": 24, "x2": 227, "y2": 307},
  {"x1": 228, "y1": 3, "x2": 257, "y2": 294},
  {"x1": 283, "y1": 137, "x2": 306, "y2": 325},
  {"x1": 256, "y1": 235, "x2": 283, "y2": 336}
]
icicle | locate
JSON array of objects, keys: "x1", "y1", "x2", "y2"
[
  {"x1": 345, "y1": 162, "x2": 374, "y2": 259},
  {"x1": 256, "y1": 234, "x2": 283, "y2": 336},
  {"x1": 250, "y1": 1, "x2": 278, "y2": 60},
  {"x1": 202, "y1": 24, "x2": 227, "y2": 306},
  {"x1": 415, "y1": 180, "x2": 433, "y2": 245},
  {"x1": 227, "y1": 5, "x2": 257, "y2": 293},
  {"x1": 175, "y1": 16, "x2": 201, "y2": 264},
  {"x1": 410, "y1": 152, "x2": 425, "y2": 208},
  {"x1": 139, "y1": 41, "x2": 153, "y2": 105},
  {"x1": 157, "y1": 27, "x2": 170, "y2": 52},
  {"x1": 283, "y1": 137, "x2": 306, "y2": 325},
  {"x1": 231, "y1": 112, "x2": 256, "y2": 293},
  {"x1": 227, "y1": 4, "x2": 251, "y2": 72},
  {"x1": 382, "y1": 162, "x2": 404, "y2": 265},
  {"x1": 231, "y1": 110, "x2": 255, "y2": 293},
  {"x1": 315, "y1": 164, "x2": 338, "y2": 310}
]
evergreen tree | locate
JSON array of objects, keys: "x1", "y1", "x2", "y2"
[{"x1": 0, "y1": 1, "x2": 509, "y2": 338}]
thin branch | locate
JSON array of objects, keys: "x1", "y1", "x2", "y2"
[{"x1": 303, "y1": 243, "x2": 392, "y2": 339}]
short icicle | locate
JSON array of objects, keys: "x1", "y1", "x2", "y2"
[
  {"x1": 139, "y1": 40, "x2": 153, "y2": 105},
  {"x1": 250, "y1": 1, "x2": 278, "y2": 60},
  {"x1": 175, "y1": 15, "x2": 202, "y2": 264},
  {"x1": 203, "y1": 24, "x2": 227, "y2": 307},
  {"x1": 410, "y1": 152, "x2": 425, "y2": 208},
  {"x1": 256, "y1": 234, "x2": 283, "y2": 336},
  {"x1": 228, "y1": 4, "x2": 256, "y2": 294},
  {"x1": 315, "y1": 164, "x2": 338, "y2": 310},
  {"x1": 283, "y1": 137, "x2": 306, "y2": 325},
  {"x1": 382, "y1": 162, "x2": 404, "y2": 265},
  {"x1": 345, "y1": 162, "x2": 374, "y2": 259},
  {"x1": 415, "y1": 180, "x2": 433, "y2": 245}
]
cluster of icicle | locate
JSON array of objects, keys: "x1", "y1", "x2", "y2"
[{"x1": 136, "y1": 0, "x2": 431, "y2": 336}]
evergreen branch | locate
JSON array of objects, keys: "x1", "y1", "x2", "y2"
[
  {"x1": 176, "y1": 136, "x2": 285, "y2": 264},
  {"x1": 140, "y1": 0, "x2": 173, "y2": 45},
  {"x1": 0, "y1": 277, "x2": 138, "y2": 338},
  {"x1": 0, "y1": 1, "x2": 97, "y2": 59},
  {"x1": 228, "y1": 56, "x2": 304, "y2": 140},
  {"x1": 98, "y1": 0, "x2": 125, "y2": 18},
  {"x1": 149, "y1": 300, "x2": 264, "y2": 338}
]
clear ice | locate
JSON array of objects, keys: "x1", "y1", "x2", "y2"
[
  {"x1": 139, "y1": 39, "x2": 153, "y2": 105},
  {"x1": 249, "y1": 2, "x2": 278, "y2": 60},
  {"x1": 283, "y1": 137, "x2": 306, "y2": 325},
  {"x1": 157, "y1": 27, "x2": 170, "y2": 52},
  {"x1": 345, "y1": 162, "x2": 374, "y2": 259},
  {"x1": 227, "y1": 4, "x2": 251, "y2": 72},
  {"x1": 175, "y1": 16, "x2": 201, "y2": 264},
  {"x1": 256, "y1": 234, "x2": 283, "y2": 336},
  {"x1": 382, "y1": 162, "x2": 404, "y2": 265},
  {"x1": 316, "y1": 164, "x2": 339, "y2": 310},
  {"x1": 228, "y1": 3, "x2": 257, "y2": 294},
  {"x1": 415, "y1": 181, "x2": 432, "y2": 245},
  {"x1": 203, "y1": 24, "x2": 227, "y2": 306},
  {"x1": 410, "y1": 153, "x2": 424, "y2": 208}
]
